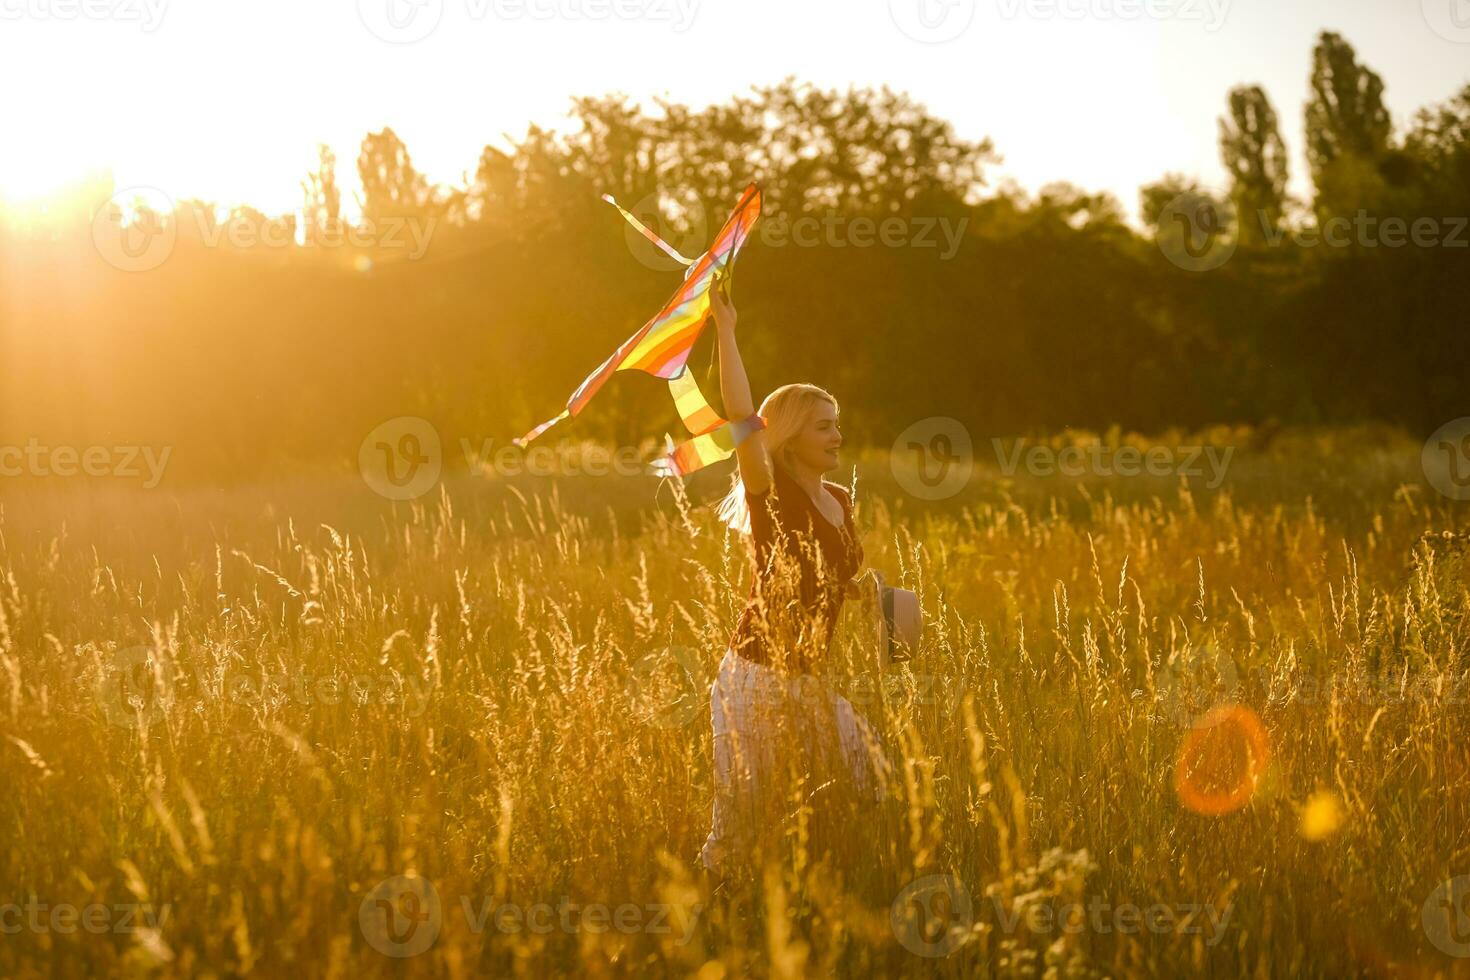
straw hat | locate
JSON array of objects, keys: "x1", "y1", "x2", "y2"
[{"x1": 862, "y1": 569, "x2": 920, "y2": 667}]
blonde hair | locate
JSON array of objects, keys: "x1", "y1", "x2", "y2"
[{"x1": 716, "y1": 383, "x2": 839, "y2": 536}]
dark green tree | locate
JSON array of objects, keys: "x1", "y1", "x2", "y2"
[
  {"x1": 1220, "y1": 85, "x2": 1289, "y2": 245},
  {"x1": 1304, "y1": 32, "x2": 1392, "y2": 219}
]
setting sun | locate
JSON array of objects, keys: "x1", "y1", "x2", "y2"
[
  {"x1": 1, "y1": 0, "x2": 1467, "y2": 977},
  {"x1": 0, "y1": 163, "x2": 93, "y2": 210}
]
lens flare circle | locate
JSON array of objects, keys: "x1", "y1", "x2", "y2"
[{"x1": 1174, "y1": 704, "x2": 1270, "y2": 816}]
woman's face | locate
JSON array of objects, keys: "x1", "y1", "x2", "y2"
[{"x1": 787, "y1": 399, "x2": 843, "y2": 474}]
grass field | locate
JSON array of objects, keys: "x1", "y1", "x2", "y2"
[{"x1": 2, "y1": 425, "x2": 1468, "y2": 978}]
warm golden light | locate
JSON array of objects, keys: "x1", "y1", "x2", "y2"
[
  {"x1": 1300, "y1": 790, "x2": 1346, "y2": 841},
  {"x1": 0, "y1": 173, "x2": 83, "y2": 219},
  {"x1": 0, "y1": 4, "x2": 1465, "y2": 976}
]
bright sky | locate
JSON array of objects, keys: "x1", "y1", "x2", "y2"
[{"x1": 0, "y1": 0, "x2": 1466, "y2": 224}]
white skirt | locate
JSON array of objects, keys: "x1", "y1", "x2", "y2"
[{"x1": 700, "y1": 647, "x2": 892, "y2": 876}]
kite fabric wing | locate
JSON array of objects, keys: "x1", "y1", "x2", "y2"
[{"x1": 514, "y1": 183, "x2": 766, "y2": 477}]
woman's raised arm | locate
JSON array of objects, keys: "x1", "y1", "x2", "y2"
[{"x1": 710, "y1": 275, "x2": 772, "y2": 496}]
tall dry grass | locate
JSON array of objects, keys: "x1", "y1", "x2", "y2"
[{"x1": 0, "y1": 427, "x2": 1467, "y2": 977}]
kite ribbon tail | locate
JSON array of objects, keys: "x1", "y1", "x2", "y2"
[
  {"x1": 513, "y1": 408, "x2": 570, "y2": 448},
  {"x1": 668, "y1": 368, "x2": 725, "y2": 436},
  {"x1": 649, "y1": 413, "x2": 767, "y2": 478},
  {"x1": 601, "y1": 193, "x2": 697, "y2": 268}
]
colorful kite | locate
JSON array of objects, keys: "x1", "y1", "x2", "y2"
[{"x1": 513, "y1": 183, "x2": 765, "y2": 478}]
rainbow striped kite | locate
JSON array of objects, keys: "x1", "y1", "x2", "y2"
[{"x1": 514, "y1": 183, "x2": 765, "y2": 477}]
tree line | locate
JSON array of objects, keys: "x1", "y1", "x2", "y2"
[{"x1": 0, "y1": 31, "x2": 1464, "y2": 479}]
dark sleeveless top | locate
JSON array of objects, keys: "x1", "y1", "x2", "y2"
[{"x1": 728, "y1": 463, "x2": 865, "y2": 674}]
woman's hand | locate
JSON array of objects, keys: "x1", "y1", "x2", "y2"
[
  {"x1": 712, "y1": 271, "x2": 768, "y2": 494},
  {"x1": 710, "y1": 272, "x2": 737, "y2": 332}
]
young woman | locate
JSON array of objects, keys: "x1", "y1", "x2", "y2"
[{"x1": 699, "y1": 278, "x2": 892, "y2": 878}]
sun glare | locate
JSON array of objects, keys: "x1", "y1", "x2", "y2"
[
  {"x1": 0, "y1": 159, "x2": 85, "y2": 205},
  {"x1": 0, "y1": 161, "x2": 115, "y2": 230}
]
